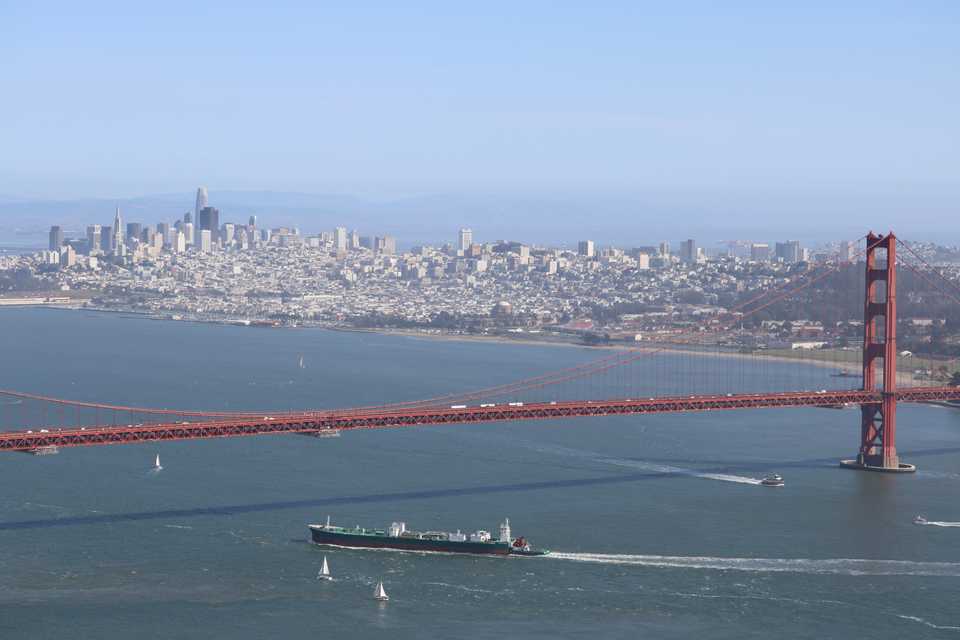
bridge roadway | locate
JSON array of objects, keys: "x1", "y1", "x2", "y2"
[{"x1": 2, "y1": 387, "x2": 960, "y2": 452}]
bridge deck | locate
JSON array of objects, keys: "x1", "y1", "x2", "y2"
[{"x1": 2, "y1": 387, "x2": 959, "y2": 452}]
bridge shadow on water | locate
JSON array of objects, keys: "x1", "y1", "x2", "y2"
[{"x1": 2, "y1": 446, "x2": 959, "y2": 532}]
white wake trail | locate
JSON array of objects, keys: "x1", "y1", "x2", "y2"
[
  {"x1": 918, "y1": 521, "x2": 960, "y2": 528},
  {"x1": 548, "y1": 552, "x2": 960, "y2": 576},
  {"x1": 599, "y1": 457, "x2": 763, "y2": 485}
]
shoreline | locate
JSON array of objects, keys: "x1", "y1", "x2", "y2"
[{"x1": 2, "y1": 303, "x2": 952, "y2": 385}]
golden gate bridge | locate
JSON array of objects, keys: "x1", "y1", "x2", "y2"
[{"x1": 3, "y1": 231, "x2": 960, "y2": 474}]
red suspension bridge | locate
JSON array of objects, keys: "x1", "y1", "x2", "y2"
[{"x1": 2, "y1": 231, "x2": 960, "y2": 473}]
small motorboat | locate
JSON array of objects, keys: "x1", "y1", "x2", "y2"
[
  {"x1": 761, "y1": 474, "x2": 784, "y2": 487},
  {"x1": 374, "y1": 581, "x2": 389, "y2": 601},
  {"x1": 913, "y1": 515, "x2": 928, "y2": 525},
  {"x1": 317, "y1": 555, "x2": 333, "y2": 581}
]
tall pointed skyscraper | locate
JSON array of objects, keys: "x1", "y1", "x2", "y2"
[
  {"x1": 112, "y1": 207, "x2": 126, "y2": 256},
  {"x1": 195, "y1": 187, "x2": 208, "y2": 220}
]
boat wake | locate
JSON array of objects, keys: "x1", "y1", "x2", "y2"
[
  {"x1": 602, "y1": 458, "x2": 763, "y2": 484},
  {"x1": 917, "y1": 520, "x2": 960, "y2": 528},
  {"x1": 529, "y1": 443, "x2": 764, "y2": 484},
  {"x1": 896, "y1": 615, "x2": 960, "y2": 631},
  {"x1": 548, "y1": 552, "x2": 960, "y2": 576}
]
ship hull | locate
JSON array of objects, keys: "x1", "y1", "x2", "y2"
[{"x1": 310, "y1": 527, "x2": 512, "y2": 555}]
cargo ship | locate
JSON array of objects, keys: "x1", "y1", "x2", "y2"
[{"x1": 308, "y1": 517, "x2": 549, "y2": 556}]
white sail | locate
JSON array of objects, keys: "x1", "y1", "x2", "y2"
[
  {"x1": 154, "y1": 454, "x2": 162, "y2": 469},
  {"x1": 374, "y1": 581, "x2": 389, "y2": 600},
  {"x1": 317, "y1": 555, "x2": 332, "y2": 580}
]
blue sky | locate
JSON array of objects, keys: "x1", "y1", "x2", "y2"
[{"x1": 1, "y1": 2, "x2": 958, "y2": 230}]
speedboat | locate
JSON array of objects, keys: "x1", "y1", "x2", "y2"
[
  {"x1": 913, "y1": 515, "x2": 928, "y2": 525},
  {"x1": 761, "y1": 474, "x2": 784, "y2": 487}
]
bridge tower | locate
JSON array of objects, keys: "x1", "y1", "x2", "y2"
[{"x1": 842, "y1": 231, "x2": 915, "y2": 472}]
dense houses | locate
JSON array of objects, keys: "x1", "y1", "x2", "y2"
[{"x1": 1, "y1": 206, "x2": 956, "y2": 352}]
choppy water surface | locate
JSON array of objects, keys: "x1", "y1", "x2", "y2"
[{"x1": 1, "y1": 309, "x2": 959, "y2": 639}]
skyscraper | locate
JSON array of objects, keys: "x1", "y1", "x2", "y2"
[
  {"x1": 578, "y1": 240, "x2": 595, "y2": 257},
  {"x1": 48, "y1": 226, "x2": 63, "y2": 251},
  {"x1": 679, "y1": 239, "x2": 697, "y2": 263},
  {"x1": 195, "y1": 187, "x2": 208, "y2": 220},
  {"x1": 334, "y1": 226, "x2": 348, "y2": 251},
  {"x1": 775, "y1": 240, "x2": 801, "y2": 264},
  {"x1": 157, "y1": 222, "x2": 171, "y2": 247},
  {"x1": 198, "y1": 206, "x2": 220, "y2": 243},
  {"x1": 112, "y1": 207, "x2": 125, "y2": 256},
  {"x1": 126, "y1": 222, "x2": 142, "y2": 244},
  {"x1": 458, "y1": 228, "x2": 473, "y2": 252},
  {"x1": 86, "y1": 224, "x2": 102, "y2": 255}
]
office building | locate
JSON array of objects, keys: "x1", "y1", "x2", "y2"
[
  {"x1": 174, "y1": 231, "x2": 186, "y2": 253},
  {"x1": 775, "y1": 240, "x2": 802, "y2": 264},
  {"x1": 48, "y1": 226, "x2": 63, "y2": 251},
  {"x1": 578, "y1": 240, "x2": 595, "y2": 258},
  {"x1": 334, "y1": 226, "x2": 348, "y2": 251},
  {"x1": 195, "y1": 186, "x2": 208, "y2": 220},
  {"x1": 111, "y1": 207, "x2": 124, "y2": 256},
  {"x1": 198, "y1": 206, "x2": 220, "y2": 243},
  {"x1": 750, "y1": 243, "x2": 771, "y2": 262},
  {"x1": 126, "y1": 223, "x2": 142, "y2": 244},
  {"x1": 842, "y1": 240, "x2": 856, "y2": 262},
  {"x1": 199, "y1": 229, "x2": 212, "y2": 253},
  {"x1": 458, "y1": 228, "x2": 473, "y2": 252},
  {"x1": 86, "y1": 224, "x2": 102, "y2": 255},
  {"x1": 679, "y1": 239, "x2": 697, "y2": 263}
]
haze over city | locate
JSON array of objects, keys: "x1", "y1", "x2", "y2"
[{"x1": 2, "y1": 2, "x2": 959, "y2": 243}]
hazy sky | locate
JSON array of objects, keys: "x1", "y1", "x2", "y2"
[{"x1": 2, "y1": 2, "x2": 958, "y2": 212}]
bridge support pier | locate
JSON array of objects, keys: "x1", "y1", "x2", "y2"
[{"x1": 841, "y1": 232, "x2": 915, "y2": 473}]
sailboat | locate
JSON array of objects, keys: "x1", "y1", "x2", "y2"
[
  {"x1": 317, "y1": 555, "x2": 333, "y2": 581},
  {"x1": 153, "y1": 454, "x2": 162, "y2": 471},
  {"x1": 298, "y1": 354, "x2": 305, "y2": 369},
  {"x1": 374, "y1": 581, "x2": 389, "y2": 601}
]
